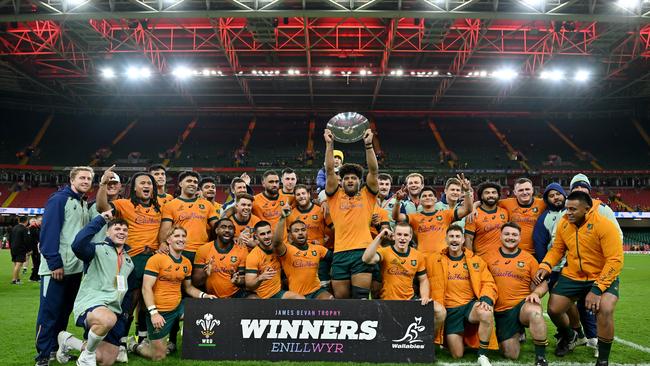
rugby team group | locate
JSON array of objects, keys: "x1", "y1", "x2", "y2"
[{"x1": 29, "y1": 129, "x2": 622, "y2": 366}]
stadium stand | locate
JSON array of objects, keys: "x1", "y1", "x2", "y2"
[
  {"x1": 557, "y1": 118, "x2": 649, "y2": 170},
  {"x1": 246, "y1": 118, "x2": 307, "y2": 168},
  {"x1": 375, "y1": 118, "x2": 439, "y2": 168},
  {"x1": 491, "y1": 118, "x2": 591, "y2": 170},
  {"x1": 1, "y1": 113, "x2": 648, "y2": 171},
  {"x1": 172, "y1": 116, "x2": 250, "y2": 167},
  {"x1": 0, "y1": 111, "x2": 50, "y2": 164}
]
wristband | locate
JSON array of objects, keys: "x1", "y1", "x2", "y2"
[
  {"x1": 199, "y1": 292, "x2": 205, "y2": 299},
  {"x1": 149, "y1": 309, "x2": 159, "y2": 315},
  {"x1": 365, "y1": 144, "x2": 373, "y2": 149},
  {"x1": 147, "y1": 305, "x2": 157, "y2": 311}
]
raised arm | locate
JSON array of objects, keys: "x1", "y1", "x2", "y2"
[
  {"x1": 363, "y1": 129, "x2": 379, "y2": 193},
  {"x1": 362, "y1": 228, "x2": 390, "y2": 265},
  {"x1": 324, "y1": 129, "x2": 339, "y2": 195},
  {"x1": 72, "y1": 212, "x2": 112, "y2": 262},
  {"x1": 454, "y1": 173, "x2": 474, "y2": 219},
  {"x1": 391, "y1": 187, "x2": 408, "y2": 222},
  {"x1": 272, "y1": 206, "x2": 290, "y2": 256},
  {"x1": 96, "y1": 165, "x2": 116, "y2": 213}
]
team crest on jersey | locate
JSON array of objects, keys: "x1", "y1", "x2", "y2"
[
  {"x1": 472, "y1": 263, "x2": 479, "y2": 270},
  {"x1": 532, "y1": 207, "x2": 539, "y2": 213},
  {"x1": 436, "y1": 216, "x2": 443, "y2": 221},
  {"x1": 410, "y1": 260, "x2": 417, "y2": 267},
  {"x1": 311, "y1": 250, "x2": 318, "y2": 256},
  {"x1": 587, "y1": 223, "x2": 594, "y2": 231},
  {"x1": 312, "y1": 215, "x2": 318, "y2": 220},
  {"x1": 183, "y1": 266, "x2": 189, "y2": 273},
  {"x1": 462, "y1": 263, "x2": 468, "y2": 270},
  {"x1": 500, "y1": 214, "x2": 506, "y2": 219},
  {"x1": 230, "y1": 256, "x2": 238, "y2": 263},
  {"x1": 280, "y1": 201, "x2": 285, "y2": 206},
  {"x1": 199, "y1": 204, "x2": 205, "y2": 209},
  {"x1": 517, "y1": 261, "x2": 525, "y2": 268}
]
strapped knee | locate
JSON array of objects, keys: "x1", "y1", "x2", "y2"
[{"x1": 351, "y1": 286, "x2": 370, "y2": 300}]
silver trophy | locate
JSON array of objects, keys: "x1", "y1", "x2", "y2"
[{"x1": 326, "y1": 112, "x2": 370, "y2": 143}]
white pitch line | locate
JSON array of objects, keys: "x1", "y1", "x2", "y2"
[
  {"x1": 614, "y1": 336, "x2": 650, "y2": 354},
  {"x1": 539, "y1": 314, "x2": 650, "y2": 354},
  {"x1": 437, "y1": 362, "x2": 650, "y2": 366}
]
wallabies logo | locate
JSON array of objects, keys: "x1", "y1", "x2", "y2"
[
  {"x1": 517, "y1": 261, "x2": 525, "y2": 268},
  {"x1": 411, "y1": 260, "x2": 417, "y2": 267},
  {"x1": 230, "y1": 256, "x2": 238, "y2": 263}
]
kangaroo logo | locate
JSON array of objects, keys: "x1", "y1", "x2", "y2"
[{"x1": 392, "y1": 317, "x2": 425, "y2": 343}]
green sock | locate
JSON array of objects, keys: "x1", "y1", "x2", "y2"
[
  {"x1": 533, "y1": 338, "x2": 548, "y2": 358},
  {"x1": 598, "y1": 337, "x2": 613, "y2": 361},
  {"x1": 478, "y1": 340, "x2": 489, "y2": 356},
  {"x1": 558, "y1": 326, "x2": 573, "y2": 339}
]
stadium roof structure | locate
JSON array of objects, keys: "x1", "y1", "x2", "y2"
[{"x1": 0, "y1": 0, "x2": 649, "y2": 116}]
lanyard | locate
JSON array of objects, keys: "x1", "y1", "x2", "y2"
[{"x1": 115, "y1": 247, "x2": 123, "y2": 275}]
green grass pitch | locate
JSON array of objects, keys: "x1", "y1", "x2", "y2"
[{"x1": 2, "y1": 251, "x2": 649, "y2": 365}]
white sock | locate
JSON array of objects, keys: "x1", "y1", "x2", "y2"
[
  {"x1": 86, "y1": 330, "x2": 105, "y2": 353},
  {"x1": 64, "y1": 333, "x2": 84, "y2": 351}
]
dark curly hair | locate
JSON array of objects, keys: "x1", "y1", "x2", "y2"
[{"x1": 338, "y1": 163, "x2": 364, "y2": 180}]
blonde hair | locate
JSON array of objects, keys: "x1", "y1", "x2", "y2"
[
  {"x1": 69, "y1": 166, "x2": 95, "y2": 180},
  {"x1": 166, "y1": 225, "x2": 187, "y2": 240},
  {"x1": 405, "y1": 173, "x2": 424, "y2": 184}
]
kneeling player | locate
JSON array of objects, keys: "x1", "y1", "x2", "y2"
[
  {"x1": 58, "y1": 212, "x2": 134, "y2": 366},
  {"x1": 272, "y1": 207, "x2": 333, "y2": 299},
  {"x1": 245, "y1": 221, "x2": 304, "y2": 299},
  {"x1": 428, "y1": 225, "x2": 497, "y2": 366},
  {"x1": 485, "y1": 222, "x2": 549, "y2": 365},
  {"x1": 362, "y1": 223, "x2": 430, "y2": 305},
  {"x1": 192, "y1": 218, "x2": 250, "y2": 298},
  {"x1": 132, "y1": 227, "x2": 216, "y2": 361}
]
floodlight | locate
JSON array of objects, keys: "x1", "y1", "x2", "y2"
[
  {"x1": 100, "y1": 68, "x2": 115, "y2": 79},
  {"x1": 574, "y1": 70, "x2": 590, "y2": 82},
  {"x1": 617, "y1": 0, "x2": 640, "y2": 10},
  {"x1": 172, "y1": 66, "x2": 192, "y2": 79},
  {"x1": 493, "y1": 68, "x2": 518, "y2": 81},
  {"x1": 540, "y1": 70, "x2": 565, "y2": 81}
]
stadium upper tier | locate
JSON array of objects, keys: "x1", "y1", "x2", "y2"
[{"x1": 1, "y1": 111, "x2": 648, "y2": 171}]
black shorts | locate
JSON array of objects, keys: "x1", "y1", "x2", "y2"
[
  {"x1": 11, "y1": 245, "x2": 27, "y2": 262},
  {"x1": 77, "y1": 306, "x2": 128, "y2": 347}
]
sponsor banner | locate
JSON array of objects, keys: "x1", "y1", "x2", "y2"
[
  {"x1": 0, "y1": 207, "x2": 45, "y2": 215},
  {"x1": 615, "y1": 212, "x2": 650, "y2": 219},
  {"x1": 182, "y1": 298, "x2": 434, "y2": 363}
]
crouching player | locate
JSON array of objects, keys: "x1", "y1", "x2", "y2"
[
  {"x1": 484, "y1": 222, "x2": 549, "y2": 366},
  {"x1": 362, "y1": 224, "x2": 430, "y2": 305},
  {"x1": 57, "y1": 211, "x2": 133, "y2": 366},
  {"x1": 131, "y1": 226, "x2": 216, "y2": 361},
  {"x1": 273, "y1": 207, "x2": 333, "y2": 299},
  {"x1": 427, "y1": 225, "x2": 497, "y2": 366}
]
